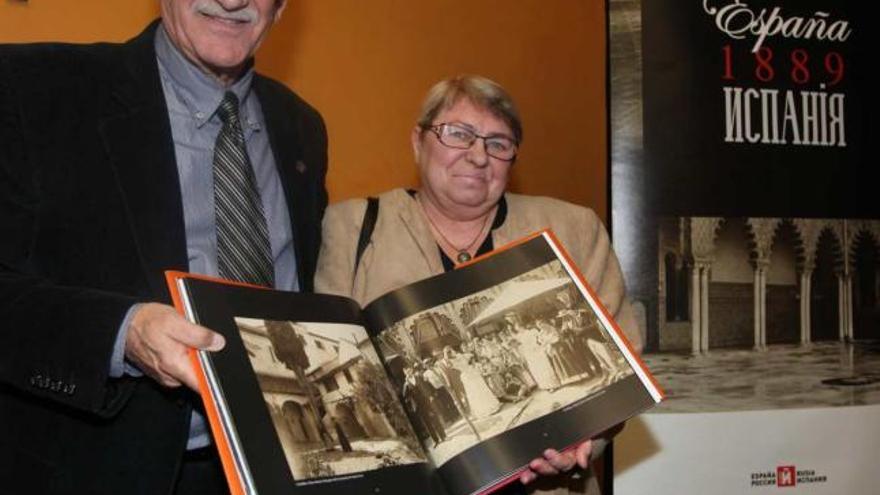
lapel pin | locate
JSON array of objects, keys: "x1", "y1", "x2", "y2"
[{"x1": 295, "y1": 160, "x2": 307, "y2": 174}]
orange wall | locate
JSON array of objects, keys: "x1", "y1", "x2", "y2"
[{"x1": 1, "y1": 0, "x2": 608, "y2": 220}]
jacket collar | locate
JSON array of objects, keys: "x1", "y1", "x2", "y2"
[
  {"x1": 391, "y1": 190, "x2": 446, "y2": 275},
  {"x1": 253, "y1": 76, "x2": 312, "y2": 291},
  {"x1": 99, "y1": 20, "x2": 188, "y2": 300}
]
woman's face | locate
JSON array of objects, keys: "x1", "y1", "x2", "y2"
[{"x1": 412, "y1": 98, "x2": 514, "y2": 220}]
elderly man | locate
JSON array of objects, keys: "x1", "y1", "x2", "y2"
[{"x1": 0, "y1": 1, "x2": 327, "y2": 493}]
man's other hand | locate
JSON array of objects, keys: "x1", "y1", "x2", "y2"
[{"x1": 124, "y1": 303, "x2": 225, "y2": 391}]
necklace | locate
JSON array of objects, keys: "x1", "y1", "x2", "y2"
[{"x1": 418, "y1": 194, "x2": 493, "y2": 264}]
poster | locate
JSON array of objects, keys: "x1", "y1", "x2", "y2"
[{"x1": 609, "y1": 1, "x2": 879, "y2": 493}]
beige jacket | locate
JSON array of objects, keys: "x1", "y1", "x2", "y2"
[{"x1": 315, "y1": 188, "x2": 641, "y2": 495}]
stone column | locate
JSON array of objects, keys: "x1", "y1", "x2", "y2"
[
  {"x1": 754, "y1": 268, "x2": 761, "y2": 349},
  {"x1": 760, "y1": 266, "x2": 767, "y2": 347},
  {"x1": 700, "y1": 263, "x2": 710, "y2": 353},
  {"x1": 806, "y1": 273, "x2": 812, "y2": 342},
  {"x1": 689, "y1": 217, "x2": 722, "y2": 354},
  {"x1": 838, "y1": 275, "x2": 846, "y2": 341},
  {"x1": 753, "y1": 262, "x2": 768, "y2": 350},
  {"x1": 844, "y1": 276, "x2": 854, "y2": 341},
  {"x1": 799, "y1": 270, "x2": 812, "y2": 344},
  {"x1": 691, "y1": 264, "x2": 701, "y2": 355}
]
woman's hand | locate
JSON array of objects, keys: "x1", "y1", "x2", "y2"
[{"x1": 519, "y1": 440, "x2": 592, "y2": 485}]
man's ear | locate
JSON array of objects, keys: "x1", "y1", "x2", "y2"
[{"x1": 274, "y1": 0, "x2": 288, "y2": 22}]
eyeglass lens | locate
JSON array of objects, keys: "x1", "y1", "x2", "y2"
[{"x1": 435, "y1": 123, "x2": 516, "y2": 160}]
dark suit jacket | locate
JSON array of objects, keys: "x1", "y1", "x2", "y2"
[{"x1": 0, "y1": 21, "x2": 327, "y2": 494}]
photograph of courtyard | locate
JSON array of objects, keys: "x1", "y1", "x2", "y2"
[
  {"x1": 652, "y1": 217, "x2": 880, "y2": 412},
  {"x1": 233, "y1": 318, "x2": 426, "y2": 480}
]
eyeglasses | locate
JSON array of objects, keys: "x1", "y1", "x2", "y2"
[{"x1": 423, "y1": 123, "x2": 518, "y2": 161}]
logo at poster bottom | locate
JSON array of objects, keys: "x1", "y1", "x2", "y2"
[
  {"x1": 776, "y1": 466, "x2": 795, "y2": 487},
  {"x1": 749, "y1": 465, "x2": 827, "y2": 488}
]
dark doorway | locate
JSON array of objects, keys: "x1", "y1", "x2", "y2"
[
  {"x1": 811, "y1": 229, "x2": 842, "y2": 342},
  {"x1": 282, "y1": 400, "x2": 315, "y2": 443},
  {"x1": 766, "y1": 220, "x2": 801, "y2": 345},
  {"x1": 852, "y1": 231, "x2": 879, "y2": 340}
]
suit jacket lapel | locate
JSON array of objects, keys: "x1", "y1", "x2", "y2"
[
  {"x1": 99, "y1": 21, "x2": 188, "y2": 300},
  {"x1": 396, "y1": 191, "x2": 445, "y2": 275},
  {"x1": 255, "y1": 79, "x2": 312, "y2": 291}
]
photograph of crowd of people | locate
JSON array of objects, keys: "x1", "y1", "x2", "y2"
[
  {"x1": 233, "y1": 318, "x2": 426, "y2": 481},
  {"x1": 376, "y1": 260, "x2": 634, "y2": 466}
]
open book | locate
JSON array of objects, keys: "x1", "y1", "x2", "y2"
[{"x1": 166, "y1": 230, "x2": 663, "y2": 495}]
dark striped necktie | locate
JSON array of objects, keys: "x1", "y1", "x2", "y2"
[{"x1": 213, "y1": 91, "x2": 274, "y2": 287}]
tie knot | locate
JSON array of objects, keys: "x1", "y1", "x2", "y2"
[{"x1": 217, "y1": 92, "x2": 240, "y2": 124}]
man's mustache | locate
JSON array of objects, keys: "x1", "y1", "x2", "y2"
[{"x1": 194, "y1": 1, "x2": 259, "y2": 23}]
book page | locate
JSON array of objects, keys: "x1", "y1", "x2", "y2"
[
  {"x1": 232, "y1": 318, "x2": 426, "y2": 481},
  {"x1": 363, "y1": 232, "x2": 661, "y2": 495},
  {"x1": 175, "y1": 281, "x2": 438, "y2": 495},
  {"x1": 373, "y1": 260, "x2": 634, "y2": 468}
]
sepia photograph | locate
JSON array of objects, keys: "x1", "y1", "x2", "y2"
[
  {"x1": 651, "y1": 217, "x2": 880, "y2": 413},
  {"x1": 376, "y1": 260, "x2": 634, "y2": 466},
  {"x1": 233, "y1": 318, "x2": 426, "y2": 481}
]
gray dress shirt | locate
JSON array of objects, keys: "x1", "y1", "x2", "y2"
[{"x1": 110, "y1": 24, "x2": 299, "y2": 450}]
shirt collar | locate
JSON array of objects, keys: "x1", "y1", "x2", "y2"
[{"x1": 154, "y1": 24, "x2": 261, "y2": 131}]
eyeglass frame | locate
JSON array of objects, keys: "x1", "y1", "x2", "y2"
[{"x1": 421, "y1": 122, "x2": 518, "y2": 162}]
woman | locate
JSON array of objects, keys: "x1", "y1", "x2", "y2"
[
  {"x1": 517, "y1": 323, "x2": 561, "y2": 392},
  {"x1": 316, "y1": 75, "x2": 641, "y2": 495},
  {"x1": 450, "y1": 347, "x2": 502, "y2": 418}
]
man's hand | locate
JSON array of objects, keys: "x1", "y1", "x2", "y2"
[
  {"x1": 125, "y1": 303, "x2": 225, "y2": 391},
  {"x1": 519, "y1": 440, "x2": 592, "y2": 485}
]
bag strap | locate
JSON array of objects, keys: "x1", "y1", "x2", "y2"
[{"x1": 354, "y1": 196, "x2": 379, "y2": 274}]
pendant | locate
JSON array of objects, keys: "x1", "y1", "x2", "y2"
[{"x1": 456, "y1": 251, "x2": 472, "y2": 263}]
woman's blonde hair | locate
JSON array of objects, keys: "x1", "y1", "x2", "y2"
[{"x1": 416, "y1": 74, "x2": 522, "y2": 145}]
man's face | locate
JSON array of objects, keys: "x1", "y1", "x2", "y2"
[
  {"x1": 161, "y1": 0, "x2": 286, "y2": 85},
  {"x1": 557, "y1": 292, "x2": 571, "y2": 305}
]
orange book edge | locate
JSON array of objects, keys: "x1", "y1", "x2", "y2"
[{"x1": 165, "y1": 270, "x2": 269, "y2": 495}]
